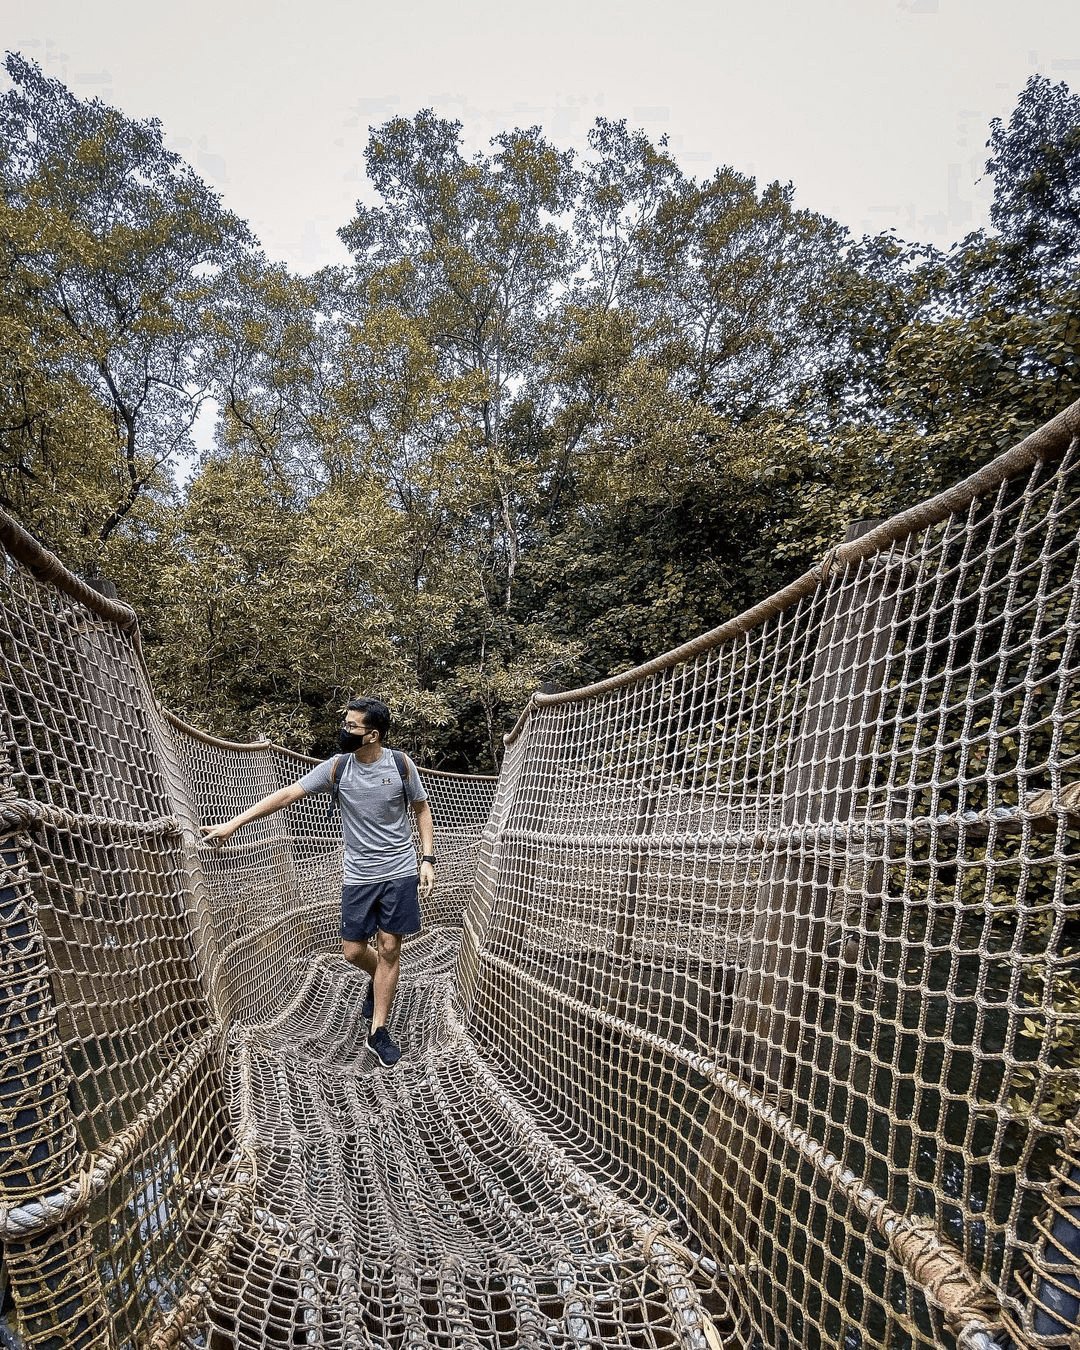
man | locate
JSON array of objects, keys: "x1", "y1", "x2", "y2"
[{"x1": 200, "y1": 697, "x2": 436, "y2": 1067}]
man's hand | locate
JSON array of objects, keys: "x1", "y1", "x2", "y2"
[
  {"x1": 419, "y1": 860, "x2": 435, "y2": 898},
  {"x1": 200, "y1": 822, "x2": 236, "y2": 847}
]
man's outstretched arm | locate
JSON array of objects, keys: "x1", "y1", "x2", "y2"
[{"x1": 200, "y1": 782, "x2": 306, "y2": 845}]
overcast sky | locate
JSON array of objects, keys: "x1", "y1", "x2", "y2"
[{"x1": 5, "y1": 0, "x2": 1079, "y2": 275}]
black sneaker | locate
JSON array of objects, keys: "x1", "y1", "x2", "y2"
[
  {"x1": 367, "y1": 1025, "x2": 401, "y2": 1067},
  {"x1": 361, "y1": 979, "x2": 374, "y2": 1021}
]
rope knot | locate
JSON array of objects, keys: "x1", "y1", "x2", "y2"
[{"x1": 812, "y1": 546, "x2": 843, "y2": 586}]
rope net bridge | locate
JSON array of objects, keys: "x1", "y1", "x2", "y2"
[{"x1": 2, "y1": 403, "x2": 1080, "y2": 1350}]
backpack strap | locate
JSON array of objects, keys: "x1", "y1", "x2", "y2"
[
  {"x1": 326, "y1": 753, "x2": 346, "y2": 820},
  {"x1": 391, "y1": 749, "x2": 411, "y2": 809}
]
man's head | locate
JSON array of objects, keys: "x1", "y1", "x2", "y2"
[{"x1": 343, "y1": 696, "x2": 391, "y2": 745}]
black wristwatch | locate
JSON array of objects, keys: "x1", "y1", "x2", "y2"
[{"x1": 421, "y1": 854, "x2": 437, "y2": 866}]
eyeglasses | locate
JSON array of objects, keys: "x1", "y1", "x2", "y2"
[{"x1": 341, "y1": 722, "x2": 370, "y2": 736}]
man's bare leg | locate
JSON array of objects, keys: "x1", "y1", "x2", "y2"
[
  {"x1": 342, "y1": 938, "x2": 377, "y2": 978},
  {"x1": 371, "y1": 931, "x2": 402, "y2": 1031}
]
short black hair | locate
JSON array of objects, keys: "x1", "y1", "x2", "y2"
[{"x1": 346, "y1": 696, "x2": 391, "y2": 741}]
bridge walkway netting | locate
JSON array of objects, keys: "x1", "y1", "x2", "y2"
[{"x1": 2, "y1": 400, "x2": 1080, "y2": 1349}]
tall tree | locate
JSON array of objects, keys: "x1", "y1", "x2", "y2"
[
  {"x1": 867, "y1": 74, "x2": 1080, "y2": 504},
  {"x1": 636, "y1": 170, "x2": 849, "y2": 421},
  {"x1": 0, "y1": 54, "x2": 252, "y2": 571},
  {"x1": 340, "y1": 111, "x2": 577, "y2": 609},
  {"x1": 0, "y1": 195, "x2": 121, "y2": 556},
  {"x1": 205, "y1": 256, "x2": 334, "y2": 494},
  {"x1": 986, "y1": 74, "x2": 1080, "y2": 296}
]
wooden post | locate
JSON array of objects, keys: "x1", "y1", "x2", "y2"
[
  {"x1": 732, "y1": 519, "x2": 898, "y2": 1092},
  {"x1": 692, "y1": 522, "x2": 899, "y2": 1266},
  {"x1": 0, "y1": 748, "x2": 115, "y2": 1350}
]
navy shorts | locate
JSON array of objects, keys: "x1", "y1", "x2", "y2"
[{"x1": 341, "y1": 875, "x2": 422, "y2": 942}]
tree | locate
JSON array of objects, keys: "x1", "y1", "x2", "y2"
[
  {"x1": 0, "y1": 54, "x2": 252, "y2": 572},
  {"x1": 516, "y1": 129, "x2": 861, "y2": 686},
  {"x1": 340, "y1": 111, "x2": 577, "y2": 610},
  {"x1": 571, "y1": 118, "x2": 685, "y2": 313},
  {"x1": 633, "y1": 169, "x2": 848, "y2": 421},
  {"x1": 8, "y1": 61, "x2": 1074, "y2": 773},
  {"x1": 116, "y1": 452, "x2": 463, "y2": 758},
  {"x1": 205, "y1": 256, "x2": 335, "y2": 494},
  {"x1": 851, "y1": 75, "x2": 1080, "y2": 507},
  {"x1": 986, "y1": 74, "x2": 1080, "y2": 295},
  {"x1": 0, "y1": 195, "x2": 121, "y2": 557}
]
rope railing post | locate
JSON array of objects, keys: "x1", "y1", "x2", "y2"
[
  {"x1": 695, "y1": 517, "x2": 904, "y2": 1300},
  {"x1": 457, "y1": 714, "x2": 532, "y2": 1019},
  {"x1": 611, "y1": 708, "x2": 688, "y2": 1027},
  {"x1": 731, "y1": 518, "x2": 898, "y2": 1090},
  {"x1": 0, "y1": 747, "x2": 115, "y2": 1350}
]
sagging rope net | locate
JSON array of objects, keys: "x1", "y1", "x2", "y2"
[{"x1": 2, "y1": 400, "x2": 1080, "y2": 1350}]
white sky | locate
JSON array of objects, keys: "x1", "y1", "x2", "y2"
[{"x1": 5, "y1": 0, "x2": 1080, "y2": 275}]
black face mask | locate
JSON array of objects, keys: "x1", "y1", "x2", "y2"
[{"x1": 338, "y1": 728, "x2": 370, "y2": 753}]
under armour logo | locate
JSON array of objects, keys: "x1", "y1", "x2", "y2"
[{"x1": 382, "y1": 778, "x2": 393, "y2": 785}]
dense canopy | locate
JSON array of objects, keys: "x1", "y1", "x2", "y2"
[{"x1": 2, "y1": 55, "x2": 1078, "y2": 770}]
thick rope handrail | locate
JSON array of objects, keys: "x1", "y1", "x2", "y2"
[
  {"x1": 0, "y1": 1032, "x2": 215, "y2": 1238},
  {"x1": 0, "y1": 509, "x2": 140, "y2": 634},
  {"x1": 0, "y1": 798, "x2": 182, "y2": 840},
  {"x1": 162, "y1": 705, "x2": 497, "y2": 778},
  {"x1": 500, "y1": 789, "x2": 1080, "y2": 857},
  {"x1": 160, "y1": 707, "x2": 275, "y2": 754},
  {"x1": 504, "y1": 398, "x2": 1080, "y2": 742}
]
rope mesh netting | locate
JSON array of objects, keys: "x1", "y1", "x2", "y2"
[{"x1": 2, "y1": 401, "x2": 1080, "y2": 1350}]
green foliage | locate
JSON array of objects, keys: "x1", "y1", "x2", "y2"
[
  {"x1": 2, "y1": 61, "x2": 1078, "y2": 781},
  {"x1": 0, "y1": 53, "x2": 252, "y2": 571},
  {"x1": 0, "y1": 194, "x2": 121, "y2": 557},
  {"x1": 987, "y1": 74, "x2": 1080, "y2": 288},
  {"x1": 113, "y1": 453, "x2": 467, "y2": 757},
  {"x1": 205, "y1": 257, "x2": 330, "y2": 489}
]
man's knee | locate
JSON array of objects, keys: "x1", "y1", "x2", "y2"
[
  {"x1": 342, "y1": 939, "x2": 369, "y2": 968},
  {"x1": 376, "y1": 932, "x2": 401, "y2": 965}
]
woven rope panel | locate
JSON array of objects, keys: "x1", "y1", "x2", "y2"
[{"x1": 3, "y1": 401, "x2": 1080, "y2": 1349}]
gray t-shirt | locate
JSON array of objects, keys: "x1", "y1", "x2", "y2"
[{"x1": 298, "y1": 749, "x2": 428, "y2": 883}]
